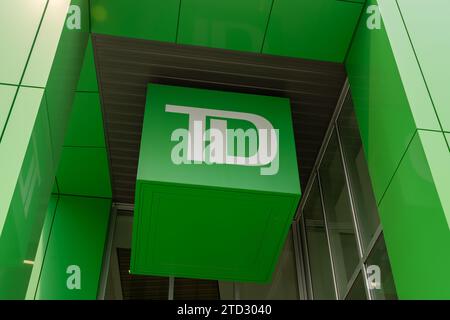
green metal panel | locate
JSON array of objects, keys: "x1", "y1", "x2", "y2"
[
  {"x1": 345, "y1": 0, "x2": 440, "y2": 202},
  {"x1": 263, "y1": 0, "x2": 363, "y2": 62},
  {"x1": 378, "y1": 130, "x2": 450, "y2": 299},
  {"x1": 35, "y1": 195, "x2": 111, "y2": 299},
  {"x1": 64, "y1": 92, "x2": 106, "y2": 148},
  {"x1": 375, "y1": 0, "x2": 441, "y2": 131},
  {"x1": 0, "y1": 87, "x2": 46, "y2": 232},
  {"x1": 0, "y1": 0, "x2": 89, "y2": 299},
  {"x1": 56, "y1": 146, "x2": 112, "y2": 198},
  {"x1": 0, "y1": 85, "x2": 17, "y2": 136},
  {"x1": 0, "y1": 0, "x2": 47, "y2": 85},
  {"x1": 26, "y1": 195, "x2": 59, "y2": 299},
  {"x1": 91, "y1": 0, "x2": 180, "y2": 42},
  {"x1": 132, "y1": 84, "x2": 300, "y2": 282},
  {"x1": 396, "y1": 0, "x2": 450, "y2": 132},
  {"x1": 45, "y1": 0, "x2": 89, "y2": 171},
  {"x1": 177, "y1": 0, "x2": 272, "y2": 52},
  {"x1": 0, "y1": 87, "x2": 54, "y2": 299},
  {"x1": 22, "y1": 0, "x2": 71, "y2": 88},
  {"x1": 76, "y1": 36, "x2": 98, "y2": 92},
  {"x1": 347, "y1": 0, "x2": 450, "y2": 298}
]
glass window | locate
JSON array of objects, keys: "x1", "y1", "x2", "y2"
[
  {"x1": 365, "y1": 234, "x2": 397, "y2": 300},
  {"x1": 337, "y1": 93, "x2": 380, "y2": 250},
  {"x1": 319, "y1": 131, "x2": 360, "y2": 296},
  {"x1": 302, "y1": 179, "x2": 335, "y2": 299},
  {"x1": 299, "y1": 86, "x2": 397, "y2": 300},
  {"x1": 345, "y1": 272, "x2": 367, "y2": 300}
]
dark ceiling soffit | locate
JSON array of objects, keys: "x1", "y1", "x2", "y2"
[{"x1": 92, "y1": 33, "x2": 347, "y2": 204}]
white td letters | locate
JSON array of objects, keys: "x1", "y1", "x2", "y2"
[{"x1": 167, "y1": 105, "x2": 279, "y2": 175}]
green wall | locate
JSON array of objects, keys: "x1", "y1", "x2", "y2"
[
  {"x1": 1, "y1": 0, "x2": 449, "y2": 300},
  {"x1": 56, "y1": 36, "x2": 112, "y2": 198},
  {"x1": 26, "y1": 11, "x2": 112, "y2": 300},
  {"x1": 346, "y1": 0, "x2": 450, "y2": 298},
  {"x1": 27, "y1": 195, "x2": 111, "y2": 299},
  {"x1": 0, "y1": 0, "x2": 89, "y2": 299}
]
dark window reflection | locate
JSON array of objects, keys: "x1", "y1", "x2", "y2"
[
  {"x1": 302, "y1": 179, "x2": 335, "y2": 299},
  {"x1": 366, "y1": 234, "x2": 397, "y2": 300},
  {"x1": 338, "y1": 93, "x2": 380, "y2": 250},
  {"x1": 319, "y1": 131, "x2": 359, "y2": 296}
]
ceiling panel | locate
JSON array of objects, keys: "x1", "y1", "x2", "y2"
[
  {"x1": 93, "y1": 34, "x2": 346, "y2": 204},
  {"x1": 117, "y1": 248, "x2": 169, "y2": 300},
  {"x1": 117, "y1": 248, "x2": 220, "y2": 300},
  {"x1": 177, "y1": 0, "x2": 273, "y2": 52},
  {"x1": 174, "y1": 278, "x2": 220, "y2": 300},
  {"x1": 263, "y1": 0, "x2": 363, "y2": 62},
  {"x1": 90, "y1": 0, "x2": 180, "y2": 42}
]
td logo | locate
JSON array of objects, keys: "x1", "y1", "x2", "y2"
[{"x1": 167, "y1": 104, "x2": 279, "y2": 175}]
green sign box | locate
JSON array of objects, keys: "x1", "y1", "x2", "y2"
[{"x1": 131, "y1": 84, "x2": 301, "y2": 282}]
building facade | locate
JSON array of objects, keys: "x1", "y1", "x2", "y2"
[{"x1": 0, "y1": 0, "x2": 449, "y2": 300}]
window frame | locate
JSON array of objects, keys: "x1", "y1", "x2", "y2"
[{"x1": 292, "y1": 79, "x2": 392, "y2": 300}]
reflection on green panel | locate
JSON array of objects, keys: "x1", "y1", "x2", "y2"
[
  {"x1": 0, "y1": 87, "x2": 45, "y2": 231},
  {"x1": 177, "y1": 0, "x2": 272, "y2": 52},
  {"x1": 263, "y1": 0, "x2": 362, "y2": 62},
  {"x1": 91, "y1": 0, "x2": 180, "y2": 42},
  {"x1": 0, "y1": 87, "x2": 54, "y2": 299},
  {"x1": 396, "y1": 0, "x2": 450, "y2": 132},
  {"x1": 45, "y1": 0, "x2": 89, "y2": 171},
  {"x1": 26, "y1": 195, "x2": 59, "y2": 300},
  {"x1": 57, "y1": 146, "x2": 112, "y2": 198},
  {"x1": 374, "y1": 0, "x2": 440, "y2": 132},
  {"x1": 0, "y1": 0, "x2": 89, "y2": 299},
  {"x1": 22, "y1": 0, "x2": 72, "y2": 88},
  {"x1": 345, "y1": 0, "x2": 418, "y2": 202},
  {"x1": 378, "y1": 130, "x2": 450, "y2": 299},
  {"x1": 35, "y1": 195, "x2": 111, "y2": 299},
  {"x1": 0, "y1": 0, "x2": 47, "y2": 85}
]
